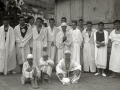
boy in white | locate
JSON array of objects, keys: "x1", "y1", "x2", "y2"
[
  {"x1": 70, "y1": 21, "x2": 83, "y2": 64},
  {"x1": 39, "y1": 52, "x2": 54, "y2": 84},
  {"x1": 21, "y1": 54, "x2": 40, "y2": 89}
]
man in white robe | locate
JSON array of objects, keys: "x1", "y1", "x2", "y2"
[
  {"x1": 14, "y1": 16, "x2": 33, "y2": 73},
  {"x1": 94, "y1": 22, "x2": 108, "y2": 77},
  {"x1": 46, "y1": 18, "x2": 60, "y2": 65},
  {"x1": 109, "y1": 20, "x2": 120, "y2": 78},
  {"x1": 21, "y1": 54, "x2": 40, "y2": 89},
  {"x1": 39, "y1": 52, "x2": 54, "y2": 84},
  {"x1": 58, "y1": 17, "x2": 71, "y2": 32},
  {"x1": 77, "y1": 19, "x2": 84, "y2": 66},
  {"x1": 56, "y1": 50, "x2": 81, "y2": 85},
  {"x1": 32, "y1": 17, "x2": 47, "y2": 66},
  {"x1": 0, "y1": 16, "x2": 16, "y2": 75},
  {"x1": 82, "y1": 21, "x2": 96, "y2": 73},
  {"x1": 70, "y1": 21, "x2": 83, "y2": 64},
  {"x1": 56, "y1": 23, "x2": 71, "y2": 63}
]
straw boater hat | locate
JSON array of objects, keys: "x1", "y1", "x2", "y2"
[{"x1": 27, "y1": 54, "x2": 33, "y2": 59}]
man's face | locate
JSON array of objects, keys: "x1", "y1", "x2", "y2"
[
  {"x1": 61, "y1": 26, "x2": 67, "y2": 32},
  {"x1": 49, "y1": 20, "x2": 55, "y2": 27},
  {"x1": 78, "y1": 21, "x2": 83, "y2": 27},
  {"x1": 27, "y1": 58, "x2": 33, "y2": 64},
  {"x1": 3, "y1": 20, "x2": 9, "y2": 26},
  {"x1": 61, "y1": 19, "x2": 67, "y2": 23},
  {"x1": 98, "y1": 24, "x2": 104, "y2": 31},
  {"x1": 114, "y1": 22, "x2": 120, "y2": 30},
  {"x1": 43, "y1": 55, "x2": 48, "y2": 61},
  {"x1": 36, "y1": 19, "x2": 42, "y2": 26},
  {"x1": 65, "y1": 53, "x2": 71, "y2": 60},
  {"x1": 87, "y1": 24, "x2": 92, "y2": 30},
  {"x1": 72, "y1": 23, "x2": 77, "y2": 29},
  {"x1": 29, "y1": 18, "x2": 35, "y2": 25},
  {"x1": 19, "y1": 18, "x2": 25, "y2": 25}
]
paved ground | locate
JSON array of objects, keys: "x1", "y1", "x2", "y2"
[{"x1": 0, "y1": 72, "x2": 120, "y2": 90}]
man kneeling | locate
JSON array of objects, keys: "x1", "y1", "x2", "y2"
[
  {"x1": 39, "y1": 52, "x2": 54, "y2": 84},
  {"x1": 21, "y1": 54, "x2": 40, "y2": 89},
  {"x1": 56, "y1": 50, "x2": 81, "y2": 85}
]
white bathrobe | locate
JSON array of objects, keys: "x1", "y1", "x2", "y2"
[
  {"x1": 21, "y1": 61, "x2": 40, "y2": 84},
  {"x1": 46, "y1": 26, "x2": 60, "y2": 62},
  {"x1": 39, "y1": 57, "x2": 54, "y2": 77},
  {"x1": 32, "y1": 26, "x2": 47, "y2": 66},
  {"x1": 82, "y1": 28, "x2": 96, "y2": 72},
  {"x1": 70, "y1": 28, "x2": 83, "y2": 64},
  {"x1": 14, "y1": 25, "x2": 33, "y2": 64},
  {"x1": 94, "y1": 30, "x2": 108, "y2": 69},
  {"x1": 56, "y1": 59, "x2": 81, "y2": 84},
  {"x1": 0, "y1": 25, "x2": 16, "y2": 75},
  {"x1": 56, "y1": 31, "x2": 71, "y2": 63},
  {"x1": 109, "y1": 30, "x2": 120, "y2": 72}
]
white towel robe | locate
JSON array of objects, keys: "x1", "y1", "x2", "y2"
[
  {"x1": 46, "y1": 26, "x2": 60, "y2": 62},
  {"x1": 21, "y1": 61, "x2": 40, "y2": 84},
  {"x1": 82, "y1": 28, "x2": 96, "y2": 72},
  {"x1": 56, "y1": 59, "x2": 81, "y2": 84},
  {"x1": 56, "y1": 31, "x2": 71, "y2": 63},
  {"x1": 109, "y1": 30, "x2": 120, "y2": 72},
  {"x1": 0, "y1": 25, "x2": 16, "y2": 75},
  {"x1": 32, "y1": 26, "x2": 47, "y2": 66},
  {"x1": 94, "y1": 30, "x2": 108, "y2": 69},
  {"x1": 39, "y1": 57, "x2": 54, "y2": 77},
  {"x1": 70, "y1": 28, "x2": 83, "y2": 64},
  {"x1": 14, "y1": 25, "x2": 33, "y2": 64}
]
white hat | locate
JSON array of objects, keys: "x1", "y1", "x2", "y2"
[
  {"x1": 64, "y1": 50, "x2": 71, "y2": 54},
  {"x1": 61, "y1": 22, "x2": 67, "y2": 27},
  {"x1": 27, "y1": 54, "x2": 33, "y2": 59}
]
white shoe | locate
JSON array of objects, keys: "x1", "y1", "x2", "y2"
[
  {"x1": 102, "y1": 73, "x2": 106, "y2": 77},
  {"x1": 94, "y1": 73, "x2": 100, "y2": 76}
]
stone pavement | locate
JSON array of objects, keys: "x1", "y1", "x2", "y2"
[{"x1": 0, "y1": 72, "x2": 120, "y2": 90}]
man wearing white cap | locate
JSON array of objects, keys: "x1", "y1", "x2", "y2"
[
  {"x1": 56, "y1": 50, "x2": 81, "y2": 85},
  {"x1": 56, "y1": 23, "x2": 72, "y2": 63},
  {"x1": 21, "y1": 54, "x2": 40, "y2": 89},
  {"x1": 39, "y1": 52, "x2": 54, "y2": 84}
]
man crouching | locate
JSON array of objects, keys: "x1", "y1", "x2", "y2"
[
  {"x1": 39, "y1": 52, "x2": 54, "y2": 84},
  {"x1": 56, "y1": 50, "x2": 81, "y2": 85},
  {"x1": 21, "y1": 54, "x2": 40, "y2": 89}
]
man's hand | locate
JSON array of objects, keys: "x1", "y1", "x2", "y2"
[
  {"x1": 51, "y1": 42, "x2": 55, "y2": 46},
  {"x1": 58, "y1": 73, "x2": 63, "y2": 80},
  {"x1": 63, "y1": 36, "x2": 67, "y2": 42},
  {"x1": 101, "y1": 42, "x2": 105, "y2": 47},
  {"x1": 97, "y1": 44, "x2": 101, "y2": 48},
  {"x1": 43, "y1": 47, "x2": 47, "y2": 51}
]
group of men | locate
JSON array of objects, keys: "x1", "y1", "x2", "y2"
[{"x1": 0, "y1": 15, "x2": 120, "y2": 88}]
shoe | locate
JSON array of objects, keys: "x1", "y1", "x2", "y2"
[
  {"x1": 102, "y1": 73, "x2": 106, "y2": 77},
  {"x1": 94, "y1": 73, "x2": 100, "y2": 76}
]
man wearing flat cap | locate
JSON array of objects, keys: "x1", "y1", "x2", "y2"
[{"x1": 56, "y1": 50, "x2": 81, "y2": 85}]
